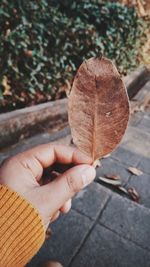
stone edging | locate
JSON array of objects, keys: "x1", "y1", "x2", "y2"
[
  {"x1": 124, "y1": 65, "x2": 150, "y2": 99},
  {"x1": 0, "y1": 98, "x2": 68, "y2": 149},
  {"x1": 0, "y1": 65, "x2": 149, "y2": 149}
]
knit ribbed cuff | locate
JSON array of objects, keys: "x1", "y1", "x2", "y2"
[{"x1": 0, "y1": 185, "x2": 45, "y2": 267}]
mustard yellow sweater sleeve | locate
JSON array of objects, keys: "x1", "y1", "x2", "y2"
[{"x1": 0, "y1": 185, "x2": 45, "y2": 267}]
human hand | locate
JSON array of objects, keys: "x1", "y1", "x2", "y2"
[{"x1": 0, "y1": 144, "x2": 96, "y2": 229}]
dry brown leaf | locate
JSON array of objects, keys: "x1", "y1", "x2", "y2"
[
  {"x1": 137, "y1": 0, "x2": 147, "y2": 16},
  {"x1": 68, "y1": 57, "x2": 129, "y2": 161},
  {"x1": 128, "y1": 167, "x2": 143, "y2": 176},
  {"x1": 117, "y1": 186, "x2": 129, "y2": 195},
  {"x1": 98, "y1": 176, "x2": 122, "y2": 186},
  {"x1": 24, "y1": 50, "x2": 33, "y2": 57},
  {"x1": 128, "y1": 187, "x2": 140, "y2": 202},
  {"x1": 2, "y1": 76, "x2": 12, "y2": 96},
  {"x1": 105, "y1": 174, "x2": 120, "y2": 180}
]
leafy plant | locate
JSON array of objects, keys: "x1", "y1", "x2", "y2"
[{"x1": 0, "y1": 0, "x2": 146, "y2": 112}]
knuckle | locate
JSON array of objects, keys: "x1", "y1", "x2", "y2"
[
  {"x1": 0, "y1": 156, "x2": 18, "y2": 183},
  {"x1": 0, "y1": 156, "x2": 16, "y2": 169},
  {"x1": 66, "y1": 174, "x2": 83, "y2": 194}
]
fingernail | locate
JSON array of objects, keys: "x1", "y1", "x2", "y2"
[{"x1": 81, "y1": 166, "x2": 96, "y2": 187}]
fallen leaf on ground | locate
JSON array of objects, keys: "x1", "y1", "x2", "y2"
[
  {"x1": 68, "y1": 56, "x2": 129, "y2": 162},
  {"x1": 128, "y1": 187, "x2": 140, "y2": 202},
  {"x1": 117, "y1": 186, "x2": 129, "y2": 195},
  {"x1": 127, "y1": 167, "x2": 143, "y2": 176},
  {"x1": 98, "y1": 177, "x2": 140, "y2": 203},
  {"x1": 98, "y1": 176, "x2": 122, "y2": 186},
  {"x1": 105, "y1": 174, "x2": 120, "y2": 180}
]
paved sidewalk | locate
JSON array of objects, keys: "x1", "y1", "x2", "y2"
[{"x1": 0, "y1": 78, "x2": 150, "y2": 267}]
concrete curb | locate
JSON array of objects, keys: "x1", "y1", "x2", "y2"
[
  {"x1": 0, "y1": 98, "x2": 68, "y2": 149},
  {"x1": 124, "y1": 65, "x2": 150, "y2": 99},
  {"x1": 0, "y1": 65, "x2": 150, "y2": 149}
]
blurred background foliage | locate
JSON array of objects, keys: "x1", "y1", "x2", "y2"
[{"x1": 0, "y1": 0, "x2": 147, "y2": 112}]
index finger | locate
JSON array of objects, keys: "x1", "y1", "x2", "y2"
[{"x1": 19, "y1": 144, "x2": 92, "y2": 168}]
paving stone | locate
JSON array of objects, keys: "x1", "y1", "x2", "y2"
[
  {"x1": 127, "y1": 173, "x2": 150, "y2": 209},
  {"x1": 129, "y1": 112, "x2": 143, "y2": 127},
  {"x1": 99, "y1": 193, "x2": 150, "y2": 250},
  {"x1": 138, "y1": 157, "x2": 150, "y2": 175},
  {"x1": 136, "y1": 115, "x2": 150, "y2": 133},
  {"x1": 124, "y1": 66, "x2": 150, "y2": 99},
  {"x1": 121, "y1": 126, "x2": 150, "y2": 158},
  {"x1": 111, "y1": 146, "x2": 141, "y2": 167},
  {"x1": 133, "y1": 79, "x2": 150, "y2": 102},
  {"x1": 145, "y1": 109, "x2": 150, "y2": 118},
  {"x1": 27, "y1": 210, "x2": 92, "y2": 267},
  {"x1": 72, "y1": 183, "x2": 111, "y2": 220},
  {"x1": 96, "y1": 158, "x2": 131, "y2": 185},
  {"x1": 70, "y1": 224, "x2": 150, "y2": 267}
]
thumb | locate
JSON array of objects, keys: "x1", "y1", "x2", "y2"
[{"x1": 40, "y1": 164, "x2": 96, "y2": 216}]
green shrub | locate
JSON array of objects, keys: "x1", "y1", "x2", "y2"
[{"x1": 0, "y1": 0, "x2": 146, "y2": 111}]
